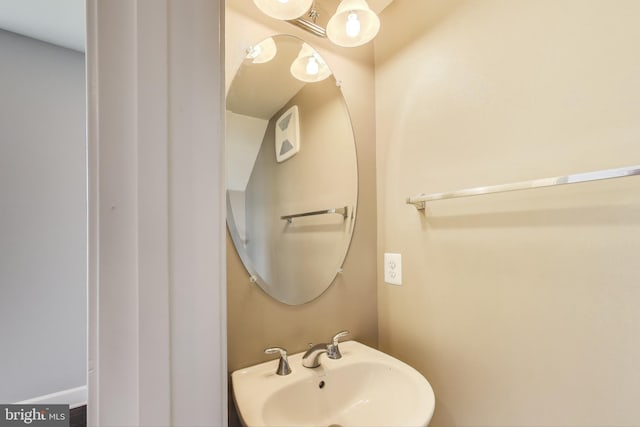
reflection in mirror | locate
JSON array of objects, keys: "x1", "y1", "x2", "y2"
[{"x1": 226, "y1": 35, "x2": 358, "y2": 305}]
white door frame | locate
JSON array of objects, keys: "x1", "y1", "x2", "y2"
[{"x1": 86, "y1": 1, "x2": 227, "y2": 425}]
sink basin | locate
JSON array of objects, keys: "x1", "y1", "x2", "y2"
[{"x1": 231, "y1": 340, "x2": 435, "y2": 427}]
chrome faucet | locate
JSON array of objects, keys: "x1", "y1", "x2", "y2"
[
  {"x1": 302, "y1": 330, "x2": 349, "y2": 368},
  {"x1": 302, "y1": 343, "x2": 329, "y2": 368}
]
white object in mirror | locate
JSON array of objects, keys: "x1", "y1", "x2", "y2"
[
  {"x1": 275, "y1": 105, "x2": 300, "y2": 163},
  {"x1": 246, "y1": 37, "x2": 277, "y2": 64},
  {"x1": 290, "y1": 43, "x2": 331, "y2": 83}
]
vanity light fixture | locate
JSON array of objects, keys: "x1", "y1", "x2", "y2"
[
  {"x1": 245, "y1": 37, "x2": 277, "y2": 64},
  {"x1": 290, "y1": 43, "x2": 332, "y2": 82},
  {"x1": 252, "y1": 0, "x2": 314, "y2": 20},
  {"x1": 326, "y1": 0, "x2": 380, "y2": 47},
  {"x1": 252, "y1": 0, "x2": 380, "y2": 47}
]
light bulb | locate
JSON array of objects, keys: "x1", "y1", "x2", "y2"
[
  {"x1": 246, "y1": 45, "x2": 262, "y2": 59},
  {"x1": 306, "y1": 56, "x2": 319, "y2": 75},
  {"x1": 327, "y1": 0, "x2": 380, "y2": 47},
  {"x1": 345, "y1": 12, "x2": 361, "y2": 38},
  {"x1": 245, "y1": 37, "x2": 277, "y2": 64}
]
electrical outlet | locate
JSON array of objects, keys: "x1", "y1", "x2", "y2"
[{"x1": 384, "y1": 253, "x2": 402, "y2": 286}]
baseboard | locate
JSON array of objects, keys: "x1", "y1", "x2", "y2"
[{"x1": 16, "y1": 385, "x2": 87, "y2": 409}]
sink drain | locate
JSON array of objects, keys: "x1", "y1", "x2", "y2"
[
  {"x1": 318, "y1": 380, "x2": 326, "y2": 389},
  {"x1": 327, "y1": 425, "x2": 342, "y2": 427}
]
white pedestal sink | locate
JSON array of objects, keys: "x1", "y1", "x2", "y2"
[{"x1": 231, "y1": 340, "x2": 436, "y2": 427}]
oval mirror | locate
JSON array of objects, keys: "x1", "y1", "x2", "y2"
[{"x1": 226, "y1": 35, "x2": 358, "y2": 305}]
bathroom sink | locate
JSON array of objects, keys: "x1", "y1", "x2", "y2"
[{"x1": 231, "y1": 340, "x2": 435, "y2": 427}]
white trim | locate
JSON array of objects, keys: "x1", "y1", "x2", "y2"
[
  {"x1": 87, "y1": 1, "x2": 227, "y2": 426},
  {"x1": 85, "y1": 0, "x2": 99, "y2": 425},
  {"x1": 17, "y1": 386, "x2": 88, "y2": 409},
  {"x1": 166, "y1": 1, "x2": 227, "y2": 424}
]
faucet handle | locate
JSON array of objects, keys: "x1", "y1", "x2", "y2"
[
  {"x1": 327, "y1": 330, "x2": 349, "y2": 360},
  {"x1": 331, "y1": 330, "x2": 349, "y2": 345},
  {"x1": 264, "y1": 347, "x2": 292, "y2": 376}
]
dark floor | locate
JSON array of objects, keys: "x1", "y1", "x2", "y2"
[
  {"x1": 228, "y1": 380, "x2": 242, "y2": 427},
  {"x1": 71, "y1": 401, "x2": 238, "y2": 426},
  {"x1": 70, "y1": 405, "x2": 86, "y2": 427}
]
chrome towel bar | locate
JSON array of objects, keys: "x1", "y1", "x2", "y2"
[
  {"x1": 407, "y1": 165, "x2": 640, "y2": 210},
  {"x1": 281, "y1": 206, "x2": 349, "y2": 223}
]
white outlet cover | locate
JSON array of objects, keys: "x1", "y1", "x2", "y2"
[{"x1": 384, "y1": 253, "x2": 402, "y2": 286}]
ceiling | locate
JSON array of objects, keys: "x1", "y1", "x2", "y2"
[
  {"x1": 231, "y1": 0, "x2": 394, "y2": 26},
  {"x1": 0, "y1": 0, "x2": 85, "y2": 52},
  {"x1": 364, "y1": 0, "x2": 395, "y2": 14}
]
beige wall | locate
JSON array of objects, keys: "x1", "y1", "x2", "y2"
[
  {"x1": 226, "y1": 1, "x2": 378, "y2": 372},
  {"x1": 375, "y1": 1, "x2": 640, "y2": 426}
]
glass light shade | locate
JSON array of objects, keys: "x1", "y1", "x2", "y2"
[
  {"x1": 252, "y1": 0, "x2": 313, "y2": 20},
  {"x1": 245, "y1": 37, "x2": 277, "y2": 64},
  {"x1": 290, "y1": 43, "x2": 332, "y2": 83},
  {"x1": 326, "y1": 0, "x2": 380, "y2": 47}
]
